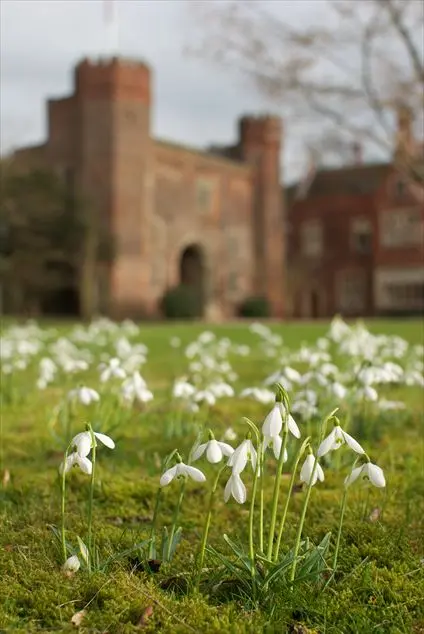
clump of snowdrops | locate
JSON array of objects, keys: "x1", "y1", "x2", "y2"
[{"x1": 56, "y1": 383, "x2": 386, "y2": 603}]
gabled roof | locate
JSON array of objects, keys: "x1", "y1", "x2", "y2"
[{"x1": 285, "y1": 162, "x2": 391, "y2": 205}]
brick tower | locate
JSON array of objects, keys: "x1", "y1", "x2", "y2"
[
  {"x1": 74, "y1": 57, "x2": 153, "y2": 316},
  {"x1": 238, "y1": 116, "x2": 285, "y2": 316}
]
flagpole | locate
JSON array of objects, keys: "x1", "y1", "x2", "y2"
[{"x1": 103, "y1": 0, "x2": 119, "y2": 57}]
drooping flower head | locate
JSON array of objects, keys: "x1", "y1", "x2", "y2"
[
  {"x1": 59, "y1": 427, "x2": 115, "y2": 475},
  {"x1": 227, "y1": 435, "x2": 257, "y2": 475},
  {"x1": 318, "y1": 418, "x2": 364, "y2": 457},
  {"x1": 192, "y1": 430, "x2": 234, "y2": 464},
  {"x1": 300, "y1": 451, "x2": 325, "y2": 487},
  {"x1": 345, "y1": 461, "x2": 386, "y2": 488},
  {"x1": 160, "y1": 452, "x2": 206, "y2": 487}
]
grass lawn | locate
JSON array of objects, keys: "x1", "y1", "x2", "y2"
[{"x1": 1, "y1": 318, "x2": 424, "y2": 633}]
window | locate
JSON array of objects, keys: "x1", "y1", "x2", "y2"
[
  {"x1": 380, "y1": 208, "x2": 423, "y2": 247},
  {"x1": 374, "y1": 267, "x2": 424, "y2": 313},
  {"x1": 394, "y1": 177, "x2": 406, "y2": 200},
  {"x1": 196, "y1": 178, "x2": 214, "y2": 214},
  {"x1": 336, "y1": 270, "x2": 366, "y2": 313},
  {"x1": 300, "y1": 219, "x2": 323, "y2": 257},
  {"x1": 351, "y1": 218, "x2": 372, "y2": 254}
]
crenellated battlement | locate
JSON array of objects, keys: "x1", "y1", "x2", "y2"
[
  {"x1": 74, "y1": 56, "x2": 151, "y2": 103},
  {"x1": 239, "y1": 114, "x2": 282, "y2": 146}
]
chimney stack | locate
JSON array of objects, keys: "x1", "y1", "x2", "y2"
[
  {"x1": 352, "y1": 142, "x2": 362, "y2": 165},
  {"x1": 395, "y1": 103, "x2": 415, "y2": 159}
]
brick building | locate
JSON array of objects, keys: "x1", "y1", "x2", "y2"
[
  {"x1": 12, "y1": 56, "x2": 285, "y2": 319},
  {"x1": 286, "y1": 120, "x2": 424, "y2": 318}
]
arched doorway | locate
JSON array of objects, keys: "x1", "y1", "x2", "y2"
[{"x1": 180, "y1": 244, "x2": 205, "y2": 317}]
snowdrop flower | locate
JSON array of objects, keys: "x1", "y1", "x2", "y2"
[
  {"x1": 318, "y1": 423, "x2": 364, "y2": 457},
  {"x1": 68, "y1": 386, "x2": 100, "y2": 406},
  {"x1": 60, "y1": 451, "x2": 93, "y2": 475},
  {"x1": 224, "y1": 472, "x2": 246, "y2": 504},
  {"x1": 284, "y1": 366, "x2": 302, "y2": 383},
  {"x1": 240, "y1": 387, "x2": 275, "y2": 404},
  {"x1": 264, "y1": 435, "x2": 288, "y2": 462},
  {"x1": 358, "y1": 385, "x2": 379, "y2": 401},
  {"x1": 331, "y1": 382, "x2": 347, "y2": 400},
  {"x1": 160, "y1": 459, "x2": 206, "y2": 487},
  {"x1": 173, "y1": 378, "x2": 196, "y2": 399},
  {"x1": 208, "y1": 381, "x2": 235, "y2": 398},
  {"x1": 262, "y1": 404, "x2": 283, "y2": 438},
  {"x1": 98, "y1": 358, "x2": 126, "y2": 382},
  {"x1": 59, "y1": 429, "x2": 115, "y2": 475},
  {"x1": 121, "y1": 372, "x2": 153, "y2": 404},
  {"x1": 300, "y1": 453, "x2": 325, "y2": 486},
  {"x1": 194, "y1": 390, "x2": 216, "y2": 406},
  {"x1": 71, "y1": 430, "x2": 116, "y2": 457},
  {"x1": 224, "y1": 427, "x2": 237, "y2": 441},
  {"x1": 378, "y1": 399, "x2": 406, "y2": 411},
  {"x1": 228, "y1": 438, "x2": 257, "y2": 474},
  {"x1": 170, "y1": 336, "x2": 181, "y2": 348},
  {"x1": 282, "y1": 408, "x2": 301, "y2": 439},
  {"x1": 192, "y1": 433, "x2": 234, "y2": 464},
  {"x1": 344, "y1": 461, "x2": 386, "y2": 488},
  {"x1": 62, "y1": 555, "x2": 80, "y2": 573}
]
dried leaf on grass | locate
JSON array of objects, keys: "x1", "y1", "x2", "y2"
[
  {"x1": 71, "y1": 609, "x2": 87, "y2": 627},
  {"x1": 137, "y1": 605, "x2": 154, "y2": 627}
]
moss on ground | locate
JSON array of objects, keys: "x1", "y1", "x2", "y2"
[{"x1": 1, "y1": 320, "x2": 424, "y2": 633}]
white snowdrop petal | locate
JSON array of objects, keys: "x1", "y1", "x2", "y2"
[
  {"x1": 73, "y1": 432, "x2": 92, "y2": 458},
  {"x1": 185, "y1": 465, "x2": 206, "y2": 482},
  {"x1": 80, "y1": 389, "x2": 91, "y2": 405},
  {"x1": 288, "y1": 414, "x2": 301, "y2": 439},
  {"x1": 206, "y1": 439, "x2": 222, "y2": 464},
  {"x1": 317, "y1": 429, "x2": 337, "y2": 457},
  {"x1": 191, "y1": 443, "x2": 207, "y2": 462},
  {"x1": 94, "y1": 432, "x2": 115, "y2": 449},
  {"x1": 231, "y1": 444, "x2": 248, "y2": 474},
  {"x1": 160, "y1": 465, "x2": 178, "y2": 487},
  {"x1": 344, "y1": 466, "x2": 363, "y2": 487},
  {"x1": 367, "y1": 463, "x2": 386, "y2": 488},
  {"x1": 342, "y1": 431, "x2": 365, "y2": 455},
  {"x1": 248, "y1": 441, "x2": 257, "y2": 472},
  {"x1": 317, "y1": 463, "x2": 325, "y2": 482},
  {"x1": 232, "y1": 474, "x2": 247, "y2": 504},
  {"x1": 272, "y1": 435, "x2": 282, "y2": 460},
  {"x1": 224, "y1": 476, "x2": 232, "y2": 502},
  {"x1": 62, "y1": 555, "x2": 80, "y2": 572},
  {"x1": 262, "y1": 405, "x2": 283, "y2": 437},
  {"x1": 218, "y1": 442, "x2": 234, "y2": 457},
  {"x1": 60, "y1": 453, "x2": 76, "y2": 474},
  {"x1": 77, "y1": 455, "x2": 93, "y2": 475}
]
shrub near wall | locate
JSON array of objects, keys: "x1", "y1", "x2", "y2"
[
  {"x1": 238, "y1": 296, "x2": 270, "y2": 318},
  {"x1": 161, "y1": 284, "x2": 202, "y2": 320}
]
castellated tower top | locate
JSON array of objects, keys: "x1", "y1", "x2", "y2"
[
  {"x1": 239, "y1": 115, "x2": 282, "y2": 146},
  {"x1": 74, "y1": 56, "x2": 151, "y2": 103}
]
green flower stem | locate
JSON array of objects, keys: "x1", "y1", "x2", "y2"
[
  {"x1": 167, "y1": 479, "x2": 186, "y2": 561},
  {"x1": 148, "y1": 487, "x2": 163, "y2": 559},
  {"x1": 60, "y1": 447, "x2": 69, "y2": 564},
  {"x1": 195, "y1": 466, "x2": 225, "y2": 589},
  {"x1": 332, "y1": 486, "x2": 348, "y2": 574},
  {"x1": 259, "y1": 447, "x2": 265, "y2": 553},
  {"x1": 87, "y1": 425, "x2": 97, "y2": 573},
  {"x1": 289, "y1": 454, "x2": 320, "y2": 584},
  {"x1": 266, "y1": 428, "x2": 289, "y2": 560},
  {"x1": 273, "y1": 439, "x2": 310, "y2": 562},
  {"x1": 249, "y1": 441, "x2": 263, "y2": 576}
]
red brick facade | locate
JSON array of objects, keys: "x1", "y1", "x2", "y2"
[
  {"x1": 13, "y1": 57, "x2": 285, "y2": 319},
  {"x1": 287, "y1": 162, "x2": 424, "y2": 318}
]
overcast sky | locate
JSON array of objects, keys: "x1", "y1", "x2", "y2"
[{"x1": 1, "y1": 0, "x2": 328, "y2": 182}]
